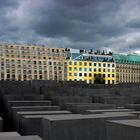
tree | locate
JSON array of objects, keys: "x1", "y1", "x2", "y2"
[{"x1": 94, "y1": 74, "x2": 105, "y2": 84}]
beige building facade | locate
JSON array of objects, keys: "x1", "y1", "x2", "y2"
[
  {"x1": 0, "y1": 44, "x2": 67, "y2": 81},
  {"x1": 113, "y1": 54, "x2": 140, "y2": 83}
]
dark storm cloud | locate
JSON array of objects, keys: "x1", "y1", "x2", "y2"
[
  {"x1": 0, "y1": 0, "x2": 18, "y2": 8},
  {"x1": 0, "y1": 0, "x2": 140, "y2": 53},
  {"x1": 33, "y1": 0, "x2": 125, "y2": 41}
]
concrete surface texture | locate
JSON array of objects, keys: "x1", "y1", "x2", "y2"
[
  {"x1": 42, "y1": 113, "x2": 138, "y2": 140},
  {"x1": 0, "y1": 117, "x2": 3, "y2": 132},
  {"x1": 0, "y1": 132, "x2": 20, "y2": 137},
  {"x1": 0, "y1": 136, "x2": 43, "y2": 140},
  {"x1": 16, "y1": 111, "x2": 71, "y2": 135},
  {"x1": 11, "y1": 106, "x2": 60, "y2": 112},
  {"x1": 8, "y1": 100, "x2": 52, "y2": 106},
  {"x1": 84, "y1": 109, "x2": 133, "y2": 114},
  {"x1": 65, "y1": 103, "x2": 116, "y2": 113},
  {"x1": 21, "y1": 114, "x2": 79, "y2": 136},
  {"x1": 1, "y1": 81, "x2": 140, "y2": 140},
  {"x1": 107, "y1": 119, "x2": 140, "y2": 140}
]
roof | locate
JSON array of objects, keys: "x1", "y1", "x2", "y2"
[
  {"x1": 69, "y1": 53, "x2": 114, "y2": 62},
  {"x1": 113, "y1": 53, "x2": 140, "y2": 64}
]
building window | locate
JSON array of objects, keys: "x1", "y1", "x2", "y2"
[
  {"x1": 7, "y1": 74, "x2": 10, "y2": 78},
  {"x1": 89, "y1": 68, "x2": 92, "y2": 71},
  {"x1": 89, "y1": 73, "x2": 92, "y2": 77},
  {"x1": 12, "y1": 75, "x2": 15, "y2": 79},
  {"x1": 74, "y1": 62, "x2": 77, "y2": 65},
  {"x1": 79, "y1": 73, "x2": 82, "y2": 76},
  {"x1": 69, "y1": 61, "x2": 72, "y2": 65},
  {"x1": 112, "y1": 80, "x2": 114, "y2": 84},
  {"x1": 103, "y1": 64, "x2": 106, "y2": 67},
  {"x1": 84, "y1": 73, "x2": 87, "y2": 77},
  {"x1": 69, "y1": 73, "x2": 72, "y2": 76},
  {"x1": 40, "y1": 75, "x2": 42, "y2": 79}
]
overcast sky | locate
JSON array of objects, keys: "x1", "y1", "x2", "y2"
[{"x1": 1, "y1": 0, "x2": 140, "y2": 53}]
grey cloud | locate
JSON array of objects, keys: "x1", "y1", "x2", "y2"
[
  {"x1": 0, "y1": 0, "x2": 140, "y2": 53},
  {"x1": 0, "y1": 0, "x2": 18, "y2": 7},
  {"x1": 32, "y1": 0, "x2": 126, "y2": 41}
]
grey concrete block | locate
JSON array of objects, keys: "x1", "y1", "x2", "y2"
[
  {"x1": 8, "y1": 100, "x2": 52, "y2": 106},
  {"x1": 0, "y1": 136, "x2": 43, "y2": 140},
  {"x1": 15, "y1": 111, "x2": 71, "y2": 133},
  {"x1": 21, "y1": 112, "x2": 72, "y2": 137},
  {"x1": 84, "y1": 109, "x2": 133, "y2": 114},
  {"x1": 0, "y1": 132, "x2": 20, "y2": 137},
  {"x1": 125, "y1": 104, "x2": 140, "y2": 111},
  {"x1": 12, "y1": 106, "x2": 60, "y2": 112},
  {"x1": 107, "y1": 119, "x2": 140, "y2": 140},
  {"x1": 11, "y1": 106, "x2": 60, "y2": 131},
  {"x1": 42, "y1": 113, "x2": 137, "y2": 140},
  {"x1": 92, "y1": 95, "x2": 133, "y2": 107},
  {"x1": 0, "y1": 117, "x2": 3, "y2": 132},
  {"x1": 65, "y1": 103, "x2": 116, "y2": 113},
  {"x1": 17, "y1": 110, "x2": 72, "y2": 116},
  {"x1": 52, "y1": 96, "x2": 92, "y2": 108}
]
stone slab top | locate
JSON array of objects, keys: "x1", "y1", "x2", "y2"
[
  {"x1": 12, "y1": 106, "x2": 59, "y2": 109},
  {"x1": 86, "y1": 109, "x2": 133, "y2": 112},
  {"x1": 69, "y1": 104, "x2": 115, "y2": 107},
  {"x1": 108, "y1": 119, "x2": 140, "y2": 128},
  {"x1": 0, "y1": 132, "x2": 20, "y2": 137},
  {"x1": 126, "y1": 104, "x2": 140, "y2": 106},
  {"x1": 0, "y1": 136, "x2": 42, "y2": 140},
  {"x1": 8, "y1": 100, "x2": 51, "y2": 103},
  {"x1": 0, "y1": 117, "x2": 2, "y2": 120},
  {"x1": 23, "y1": 113, "x2": 73, "y2": 119},
  {"x1": 17, "y1": 110, "x2": 71, "y2": 115},
  {"x1": 43, "y1": 113, "x2": 136, "y2": 121},
  {"x1": 65, "y1": 103, "x2": 111, "y2": 105},
  {"x1": 103, "y1": 111, "x2": 140, "y2": 115},
  {"x1": 65, "y1": 103, "x2": 94, "y2": 105}
]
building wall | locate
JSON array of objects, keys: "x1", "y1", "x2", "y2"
[
  {"x1": 116, "y1": 63, "x2": 140, "y2": 83},
  {"x1": 0, "y1": 44, "x2": 67, "y2": 81},
  {"x1": 67, "y1": 60, "x2": 116, "y2": 84}
]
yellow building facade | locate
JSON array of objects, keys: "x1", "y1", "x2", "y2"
[{"x1": 67, "y1": 60, "x2": 116, "y2": 84}]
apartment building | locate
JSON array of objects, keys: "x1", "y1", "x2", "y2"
[
  {"x1": 0, "y1": 44, "x2": 67, "y2": 81},
  {"x1": 113, "y1": 54, "x2": 140, "y2": 83},
  {"x1": 67, "y1": 50, "x2": 116, "y2": 84},
  {"x1": 1, "y1": 43, "x2": 140, "y2": 84}
]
